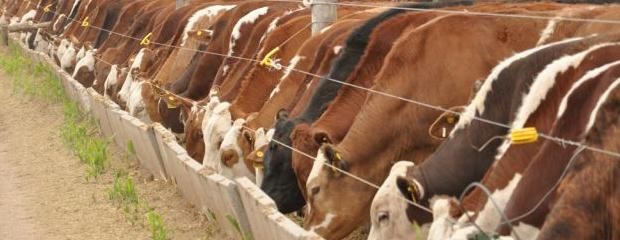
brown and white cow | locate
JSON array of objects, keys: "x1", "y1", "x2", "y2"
[
  {"x1": 367, "y1": 32, "x2": 620, "y2": 240},
  {"x1": 430, "y1": 43, "x2": 620, "y2": 240}
]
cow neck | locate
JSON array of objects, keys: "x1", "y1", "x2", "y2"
[
  {"x1": 296, "y1": 5, "x2": 415, "y2": 123},
  {"x1": 462, "y1": 43, "x2": 620, "y2": 216},
  {"x1": 183, "y1": 1, "x2": 274, "y2": 100},
  {"x1": 411, "y1": 35, "x2": 610, "y2": 201},
  {"x1": 501, "y1": 61, "x2": 620, "y2": 231},
  {"x1": 228, "y1": 13, "x2": 310, "y2": 118}
]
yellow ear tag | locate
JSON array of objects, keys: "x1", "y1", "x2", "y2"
[
  {"x1": 196, "y1": 30, "x2": 203, "y2": 36},
  {"x1": 260, "y1": 47, "x2": 280, "y2": 68},
  {"x1": 510, "y1": 127, "x2": 538, "y2": 145},
  {"x1": 140, "y1": 32, "x2": 153, "y2": 46},
  {"x1": 256, "y1": 151, "x2": 264, "y2": 158},
  {"x1": 446, "y1": 116, "x2": 455, "y2": 124},
  {"x1": 165, "y1": 94, "x2": 179, "y2": 108},
  {"x1": 81, "y1": 17, "x2": 90, "y2": 27},
  {"x1": 335, "y1": 152, "x2": 342, "y2": 160},
  {"x1": 43, "y1": 4, "x2": 53, "y2": 13}
]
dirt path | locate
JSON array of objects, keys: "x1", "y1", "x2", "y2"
[{"x1": 0, "y1": 71, "x2": 220, "y2": 239}]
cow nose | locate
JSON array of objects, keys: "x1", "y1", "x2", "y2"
[{"x1": 221, "y1": 149, "x2": 238, "y2": 168}]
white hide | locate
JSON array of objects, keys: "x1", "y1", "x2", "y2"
[
  {"x1": 494, "y1": 43, "x2": 617, "y2": 160},
  {"x1": 60, "y1": 42, "x2": 77, "y2": 71},
  {"x1": 202, "y1": 101, "x2": 232, "y2": 170},
  {"x1": 444, "y1": 175, "x2": 523, "y2": 240},
  {"x1": 219, "y1": 119, "x2": 255, "y2": 180},
  {"x1": 118, "y1": 48, "x2": 146, "y2": 103},
  {"x1": 227, "y1": 7, "x2": 270, "y2": 59},
  {"x1": 72, "y1": 49, "x2": 95, "y2": 77},
  {"x1": 180, "y1": 5, "x2": 235, "y2": 46},
  {"x1": 454, "y1": 37, "x2": 585, "y2": 132},
  {"x1": 558, "y1": 60, "x2": 620, "y2": 118},
  {"x1": 368, "y1": 161, "x2": 424, "y2": 240},
  {"x1": 103, "y1": 64, "x2": 119, "y2": 97},
  {"x1": 269, "y1": 55, "x2": 305, "y2": 99}
]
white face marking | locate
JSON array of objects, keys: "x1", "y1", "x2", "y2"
[
  {"x1": 255, "y1": 128, "x2": 274, "y2": 148},
  {"x1": 103, "y1": 64, "x2": 118, "y2": 97},
  {"x1": 127, "y1": 82, "x2": 147, "y2": 121},
  {"x1": 202, "y1": 102, "x2": 233, "y2": 171},
  {"x1": 76, "y1": 46, "x2": 86, "y2": 60},
  {"x1": 56, "y1": 39, "x2": 69, "y2": 60},
  {"x1": 307, "y1": 147, "x2": 328, "y2": 186},
  {"x1": 369, "y1": 161, "x2": 419, "y2": 240},
  {"x1": 219, "y1": 119, "x2": 254, "y2": 180},
  {"x1": 228, "y1": 7, "x2": 270, "y2": 57},
  {"x1": 309, "y1": 213, "x2": 337, "y2": 233},
  {"x1": 454, "y1": 37, "x2": 585, "y2": 132},
  {"x1": 180, "y1": 5, "x2": 235, "y2": 46},
  {"x1": 60, "y1": 43, "x2": 77, "y2": 70},
  {"x1": 266, "y1": 53, "x2": 302, "y2": 100},
  {"x1": 19, "y1": 10, "x2": 36, "y2": 23},
  {"x1": 118, "y1": 48, "x2": 146, "y2": 103},
  {"x1": 72, "y1": 49, "x2": 95, "y2": 77}
]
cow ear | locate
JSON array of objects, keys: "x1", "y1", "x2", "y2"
[
  {"x1": 428, "y1": 106, "x2": 466, "y2": 140},
  {"x1": 313, "y1": 131, "x2": 332, "y2": 145},
  {"x1": 396, "y1": 176, "x2": 422, "y2": 203},
  {"x1": 276, "y1": 109, "x2": 289, "y2": 121},
  {"x1": 243, "y1": 130, "x2": 254, "y2": 145},
  {"x1": 322, "y1": 145, "x2": 348, "y2": 177}
]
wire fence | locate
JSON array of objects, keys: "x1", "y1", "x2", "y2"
[{"x1": 12, "y1": 0, "x2": 620, "y2": 237}]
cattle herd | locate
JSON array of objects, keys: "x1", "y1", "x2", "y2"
[{"x1": 2, "y1": 0, "x2": 620, "y2": 239}]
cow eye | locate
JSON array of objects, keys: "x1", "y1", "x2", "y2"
[
  {"x1": 377, "y1": 211, "x2": 389, "y2": 223},
  {"x1": 311, "y1": 186, "x2": 320, "y2": 196}
]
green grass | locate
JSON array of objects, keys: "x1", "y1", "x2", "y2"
[
  {"x1": 1, "y1": 42, "x2": 171, "y2": 240},
  {"x1": 0, "y1": 43, "x2": 110, "y2": 179},
  {"x1": 146, "y1": 211, "x2": 170, "y2": 240}
]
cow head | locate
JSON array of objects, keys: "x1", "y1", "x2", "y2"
[
  {"x1": 202, "y1": 101, "x2": 233, "y2": 171},
  {"x1": 305, "y1": 144, "x2": 371, "y2": 239},
  {"x1": 368, "y1": 161, "x2": 422, "y2": 240},
  {"x1": 218, "y1": 111, "x2": 260, "y2": 177},
  {"x1": 290, "y1": 123, "x2": 333, "y2": 200},
  {"x1": 183, "y1": 101, "x2": 207, "y2": 163},
  {"x1": 261, "y1": 109, "x2": 306, "y2": 214},
  {"x1": 219, "y1": 118, "x2": 254, "y2": 180}
]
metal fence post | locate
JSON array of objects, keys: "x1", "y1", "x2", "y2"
[{"x1": 311, "y1": 0, "x2": 337, "y2": 35}]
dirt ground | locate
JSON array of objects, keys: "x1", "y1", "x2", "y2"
[{"x1": 0, "y1": 71, "x2": 223, "y2": 239}]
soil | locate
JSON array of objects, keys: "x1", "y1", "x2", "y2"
[{"x1": 0, "y1": 70, "x2": 223, "y2": 239}]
